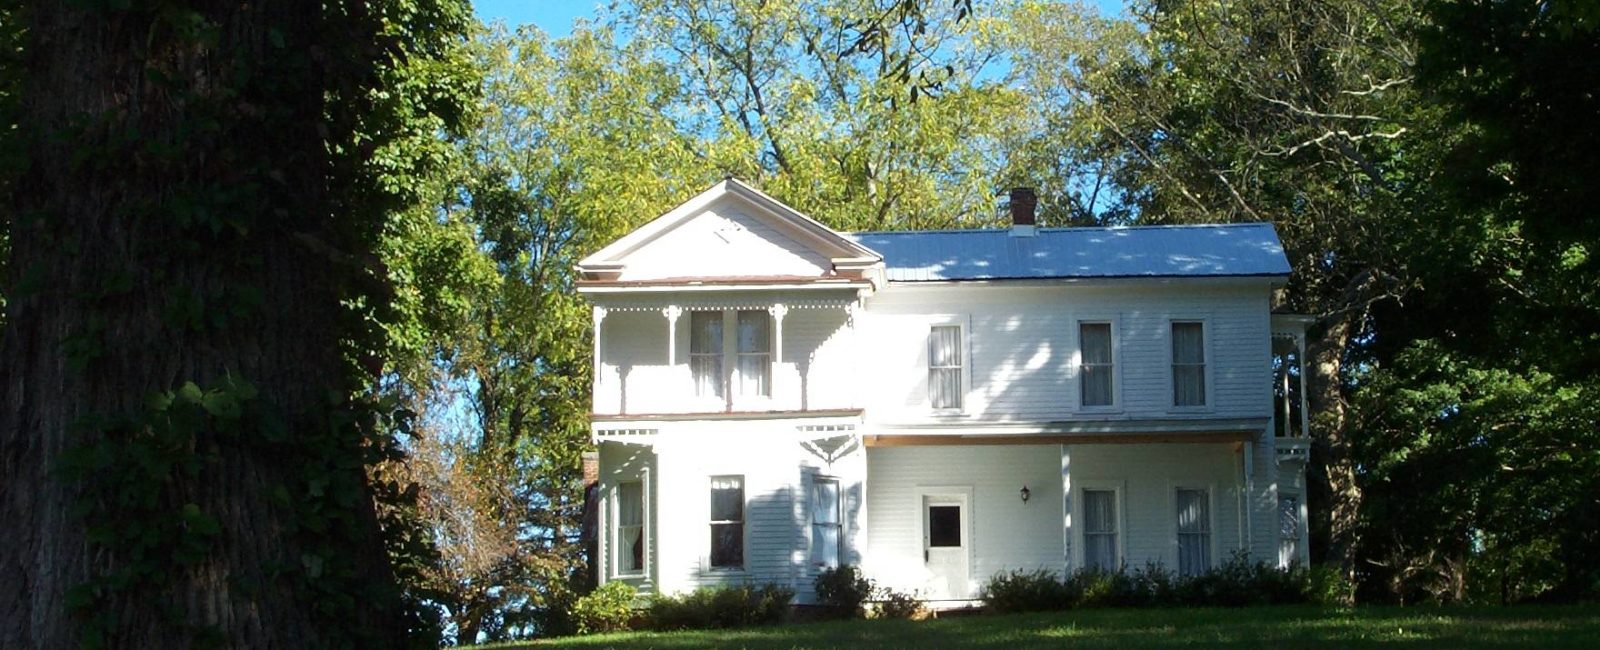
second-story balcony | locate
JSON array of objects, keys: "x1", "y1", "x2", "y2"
[{"x1": 588, "y1": 290, "x2": 863, "y2": 417}]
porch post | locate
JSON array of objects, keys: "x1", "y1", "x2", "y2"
[
  {"x1": 593, "y1": 306, "x2": 608, "y2": 395},
  {"x1": 663, "y1": 305, "x2": 683, "y2": 366},
  {"x1": 1297, "y1": 331, "x2": 1310, "y2": 438},
  {"x1": 1243, "y1": 440, "x2": 1255, "y2": 555},
  {"x1": 847, "y1": 297, "x2": 863, "y2": 410},
  {"x1": 1061, "y1": 444, "x2": 1073, "y2": 571}
]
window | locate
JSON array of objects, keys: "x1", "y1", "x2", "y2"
[
  {"x1": 1279, "y1": 495, "x2": 1301, "y2": 567},
  {"x1": 1079, "y1": 322, "x2": 1114, "y2": 407},
  {"x1": 1176, "y1": 488, "x2": 1211, "y2": 576},
  {"x1": 690, "y1": 311, "x2": 724, "y2": 398},
  {"x1": 736, "y1": 310, "x2": 771, "y2": 398},
  {"x1": 927, "y1": 505, "x2": 961, "y2": 547},
  {"x1": 617, "y1": 481, "x2": 644, "y2": 575},
  {"x1": 1172, "y1": 321, "x2": 1207, "y2": 407},
  {"x1": 928, "y1": 325, "x2": 963, "y2": 410},
  {"x1": 1083, "y1": 489, "x2": 1118, "y2": 571},
  {"x1": 709, "y1": 476, "x2": 744, "y2": 569},
  {"x1": 810, "y1": 478, "x2": 841, "y2": 567}
]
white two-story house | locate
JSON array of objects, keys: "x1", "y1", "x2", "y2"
[{"x1": 577, "y1": 179, "x2": 1313, "y2": 606}]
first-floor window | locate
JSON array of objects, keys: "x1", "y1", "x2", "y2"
[
  {"x1": 1176, "y1": 488, "x2": 1211, "y2": 576},
  {"x1": 1083, "y1": 489, "x2": 1118, "y2": 571},
  {"x1": 710, "y1": 476, "x2": 744, "y2": 569},
  {"x1": 810, "y1": 478, "x2": 841, "y2": 567},
  {"x1": 1279, "y1": 495, "x2": 1301, "y2": 567},
  {"x1": 617, "y1": 481, "x2": 644, "y2": 574}
]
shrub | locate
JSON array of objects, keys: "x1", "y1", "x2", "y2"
[
  {"x1": 981, "y1": 568, "x2": 1070, "y2": 613},
  {"x1": 982, "y1": 557, "x2": 1327, "y2": 612},
  {"x1": 814, "y1": 565, "x2": 875, "y2": 618},
  {"x1": 875, "y1": 588, "x2": 925, "y2": 620},
  {"x1": 570, "y1": 581, "x2": 638, "y2": 635},
  {"x1": 645, "y1": 583, "x2": 794, "y2": 631}
]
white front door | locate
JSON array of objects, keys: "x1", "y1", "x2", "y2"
[{"x1": 922, "y1": 493, "x2": 970, "y2": 599}]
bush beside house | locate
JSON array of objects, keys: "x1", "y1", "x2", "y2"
[{"x1": 982, "y1": 556, "x2": 1346, "y2": 613}]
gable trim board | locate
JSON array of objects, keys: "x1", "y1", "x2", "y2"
[{"x1": 577, "y1": 179, "x2": 883, "y2": 283}]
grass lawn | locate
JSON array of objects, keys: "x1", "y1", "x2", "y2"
[{"x1": 489, "y1": 604, "x2": 1600, "y2": 649}]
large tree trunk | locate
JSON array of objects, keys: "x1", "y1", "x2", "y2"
[
  {"x1": 1306, "y1": 314, "x2": 1363, "y2": 600},
  {"x1": 0, "y1": 2, "x2": 403, "y2": 646}
]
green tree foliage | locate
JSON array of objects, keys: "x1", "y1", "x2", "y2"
[{"x1": 0, "y1": 0, "x2": 473, "y2": 646}]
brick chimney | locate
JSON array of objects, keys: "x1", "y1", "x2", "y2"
[
  {"x1": 581, "y1": 451, "x2": 600, "y2": 487},
  {"x1": 1009, "y1": 187, "x2": 1037, "y2": 237}
]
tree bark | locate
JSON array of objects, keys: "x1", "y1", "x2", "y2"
[
  {"x1": 1, "y1": 2, "x2": 403, "y2": 646},
  {"x1": 1305, "y1": 314, "x2": 1363, "y2": 600}
]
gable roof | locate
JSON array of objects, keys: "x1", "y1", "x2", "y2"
[
  {"x1": 576, "y1": 178, "x2": 882, "y2": 285},
  {"x1": 845, "y1": 223, "x2": 1291, "y2": 282}
]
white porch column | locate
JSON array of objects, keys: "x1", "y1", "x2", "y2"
[
  {"x1": 1061, "y1": 444, "x2": 1073, "y2": 571},
  {"x1": 663, "y1": 305, "x2": 683, "y2": 366},
  {"x1": 1243, "y1": 439, "x2": 1255, "y2": 554},
  {"x1": 768, "y1": 303, "x2": 787, "y2": 405},
  {"x1": 592, "y1": 306, "x2": 608, "y2": 398},
  {"x1": 847, "y1": 298, "x2": 863, "y2": 410}
]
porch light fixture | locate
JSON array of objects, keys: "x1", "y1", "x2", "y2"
[{"x1": 1019, "y1": 485, "x2": 1031, "y2": 503}]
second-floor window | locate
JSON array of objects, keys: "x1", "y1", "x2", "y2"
[
  {"x1": 1172, "y1": 321, "x2": 1207, "y2": 407},
  {"x1": 690, "y1": 311, "x2": 723, "y2": 399},
  {"x1": 690, "y1": 310, "x2": 772, "y2": 401},
  {"x1": 736, "y1": 310, "x2": 771, "y2": 398},
  {"x1": 928, "y1": 325, "x2": 963, "y2": 410},
  {"x1": 1079, "y1": 322, "x2": 1114, "y2": 407}
]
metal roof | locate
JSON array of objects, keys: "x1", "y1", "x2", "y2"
[{"x1": 845, "y1": 223, "x2": 1291, "y2": 282}]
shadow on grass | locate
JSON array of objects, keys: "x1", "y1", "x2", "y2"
[{"x1": 499, "y1": 604, "x2": 1600, "y2": 650}]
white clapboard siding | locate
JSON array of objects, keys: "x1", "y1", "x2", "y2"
[
  {"x1": 599, "y1": 422, "x2": 868, "y2": 603},
  {"x1": 619, "y1": 200, "x2": 831, "y2": 281},
  {"x1": 1064, "y1": 443, "x2": 1248, "y2": 570},
  {"x1": 864, "y1": 445, "x2": 1067, "y2": 597},
  {"x1": 858, "y1": 283, "x2": 1273, "y2": 423}
]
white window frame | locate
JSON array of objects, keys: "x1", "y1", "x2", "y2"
[
  {"x1": 733, "y1": 309, "x2": 773, "y2": 401},
  {"x1": 1170, "y1": 483, "x2": 1216, "y2": 576},
  {"x1": 1168, "y1": 318, "x2": 1213, "y2": 411},
  {"x1": 809, "y1": 475, "x2": 842, "y2": 568},
  {"x1": 688, "y1": 309, "x2": 725, "y2": 405},
  {"x1": 926, "y1": 318, "x2": 970, "y2": 414},
  {"x1": 707, "y1": 474, "x2": 747, "y2": 572},
  {"x1": 613, "y1": 477, "x2": 648, "y2": 578},
  {"x1": 1073, "y1": 317, "x2": 1121, "y2": 411},
  {"x1": 1075, "y1": 481, "x2": 1125, "y2": 571}
]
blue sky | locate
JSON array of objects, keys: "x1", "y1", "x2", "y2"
[{"x1": 472, "y1": 1, "x2": 1126, "y2": 36}]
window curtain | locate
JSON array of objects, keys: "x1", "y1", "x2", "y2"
[
  {"x1": 810, "y1": 479, "x2": 840, "y2": 567},
  {"x1": 619, "y1": 482, "x2": 644, "y2": 572},
  {"x1": 736, "y1": 310, "x2": 771, "y2": 397},
  {"x1": 710, "y1": 476, "x2": 744, "y2": 568},
  {"x1": 928, "y1": 326, "x2": 962, "y2": 409},
  {"x1": 690, "y1": 311, "x2": 723, "y2": 398},
  {"x1": 1083, "y1": 490, "x2": 1117, "y2": 570},
  {"x1": 1172, "y1": 322, "x2": 1206, "y2": 406},
  {"x1": 1176, "y1": 488, "x2": 1210, "y2": 576},
  {"x1": 1080, "y1": 323, "x2": 1113, "y2": 406}
]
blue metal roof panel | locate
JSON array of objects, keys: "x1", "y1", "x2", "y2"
[{"x1": 844, "y1": 223, "x2": 1291, "y2": 281}]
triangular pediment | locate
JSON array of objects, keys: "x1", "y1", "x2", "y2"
[{"x1": 577, "y1": 179, "x2": 882, "y2": 286}]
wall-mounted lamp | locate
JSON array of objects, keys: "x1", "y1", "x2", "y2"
[{"x1": 1019, "y1": 485, "x2": 1031, "y2": 503}]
